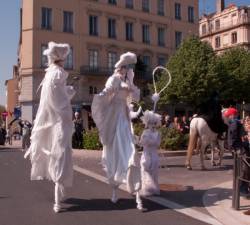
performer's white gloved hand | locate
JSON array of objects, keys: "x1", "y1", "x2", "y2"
[
  {"x1": 152, "y1": 93, "x2": 160, "y2": 103},
  {"x1": 136, "y1": 106, "x2": 142, "y2": 115},
  {"x1": 66, "y1": 86, "x2": 76, "y2": 98}
]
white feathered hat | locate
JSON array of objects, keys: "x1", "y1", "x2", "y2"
[
  {"x1": 115, "y1": 52, "x2": 137, "y2": 68},
  {"x1": 43, "y1": 41, "x2": 70, "y2": 65},
  {"x1": 141, "y1": 110, "x2": 162, "y2": 127}
]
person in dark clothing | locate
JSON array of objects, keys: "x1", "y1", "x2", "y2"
[
  {"x1": 72, "y1": 112, "x2": 84, "y2": 149},
  {"x1": 0, "y1": 126, "x2": 6, "y2": 145},
  {"x1": 196, "y1": 91, "x2": 227, "y2": 137},
  {"x1": 179, "y1": 115, "x2": 190, "y2": 134}
]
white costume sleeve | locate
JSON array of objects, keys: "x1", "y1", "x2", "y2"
[
  {"x1": 91, "y1": 75, "x2": 121, "y2": 145},
  {"x1": 50, "y1": 70, "x2": 75, "y2": 113}
]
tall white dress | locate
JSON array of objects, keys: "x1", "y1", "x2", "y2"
[
  {"x1": 140, "y1": 129, "x2": 161, "y2": 196},
  {"x1": 26, "y1": 64, "x2": 75, "y2": 187},
  {"x1": 92, "y1": 73, "x2": 141, "y2": 192}
]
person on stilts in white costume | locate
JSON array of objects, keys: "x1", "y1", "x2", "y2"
[
  {"x1": 140, "y1": 110, "x2": 161, "y2": 196},
  {"x1": 24, "y1": 42, "x2": 75, "y2": 213},
  {"x1": 91, "y1": 52, "x2": 144, "y2": 210}
]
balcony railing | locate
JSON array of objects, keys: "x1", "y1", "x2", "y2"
[
  {"x1": 200, "y1": 15, "x2": 250, "y2": 37},
  {"x1": 80, "y1": 65, "x2": 152, "y2": 80},
  {"x1": 80, "y1": 66, "x2": 113, "y2": 76}
]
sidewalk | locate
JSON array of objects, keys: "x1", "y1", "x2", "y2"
[
  {"x1": 72, "y1": 149, "x2": 250, "y2": 225},
  {"x1": 204, "y1": 181, "x2": 250, "y2": 225}
]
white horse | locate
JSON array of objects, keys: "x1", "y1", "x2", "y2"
[{"x1": 185, "y1": 117, "x2": 226, "y2": 170}]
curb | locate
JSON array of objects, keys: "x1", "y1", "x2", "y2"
[{"x1": 73, "y1": 149, "x2": 187, "y2": 157}]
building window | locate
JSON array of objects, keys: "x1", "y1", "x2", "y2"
[
  {"x1": 89, "y1": 15, "x2": 98, "y2": 36},
  {"x1": 108, "y1": 18, "x2": 116, "y2": 39},
  {"x1": 41, "y1": 44, "x2": 48, "y2": 68},
  {"x1": 108, "y1": 0, "x2": 117, "y2": 5},
  {"x1": 89, "y1": 50, "x2": 98, "y2": 69},
  {"x1": 64, "y1": 47, "x2": 73, "y2": 70},
  {"x1": 63, "y1": 11, "x2": 73, "y2": 33},
  {"x1": 175, "y1": 31, "x2": 182, "y2": 48},
  {"x1": 201, "y1": 24, "x2": 206, "y2": 35},
  {"x1": 158, "y1": 56, "x2": 167, "y2": 66},
  {"x1": 89, "y1": 86, "x2": 93, "y2": 94},
  {"x1": 41, "y1": 7, "x2": 52, "y2": 30},
  {"x1": 215, "y1": 19, "x2": 220, "y2": 31},
  {"x1": 158, "y1": 27, "x2": 165, "y2": 47},
  {"x1": 158, "y1": 0, "x2": 164, "y2": 16},
  {"x1": 232, "y1": 32, "x2": 237, "y2": 44},
  {"x1": 126, "y1": 22, "x2": 133, "y2": 41},
  {"x1": 108, "y1": 52, "x2": 117, "y2": 72},
  {"x1": 142, "y1": 24, "x2": 150, "y2": 44},
  {"x1": 188, "y1": 6, "x2": 194, "y2": 23},
  {"x1": 215, "y1": 36, "x2": 221, "y2": 48},
  {"x1": 126, "y1": 0, "x2": 133, "y2": 9},
  {"x1": 89, "y1": 86, "x2": 98, "y2": 94},
  {"x1": 142, "y1": 0, "x2": 150, "y2": 12},
  {"x1": 175, "y1": 3, "x2": 181, "y2": 20},
  {"x1": 143, "y1": 55, "x2": 151, "y2": 70}
]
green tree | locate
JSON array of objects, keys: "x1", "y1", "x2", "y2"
[
  {"x1": 156, "y1": 36, "x2": 220, "y2": 107},
  {"x1": 217, "y1": 47, "x2": 250, "y2": 104}
]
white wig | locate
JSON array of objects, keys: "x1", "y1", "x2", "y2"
[
  {"x1": 140, "y1": 110, "x2": 162, "y2": 128},
  {"x1": 43, "y1": 41, "x2": 70, "y2": 65},
  {"x1": 115, "y1": 52, "x2": 137, "y2": 68}
]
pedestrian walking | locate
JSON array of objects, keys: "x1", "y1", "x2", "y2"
[
  {"x1": 72, "y1": 112, "x2": 84, "y2": 149},
  {"x1": 24, "y1": 42, "x2": 75, "y2": 213}
]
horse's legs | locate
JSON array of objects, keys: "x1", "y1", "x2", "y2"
[
  {"x1": 211, "y1": 142, "x2": 216, "y2": 166},
  {"x1": 200, "y1": 141, "x2": 207, "y2": 170},
  {"x1": 185, "y1": 131, "x2": 198, "y2": 170},
  {"x1": 218, "y1": 139, "x2": 224, "y2": 167}
]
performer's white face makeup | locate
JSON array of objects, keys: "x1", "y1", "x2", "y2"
[{"x1": 148, "y1": 121, "x2": 157, "y2": 130}]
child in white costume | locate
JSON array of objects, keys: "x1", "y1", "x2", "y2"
[
  {"x1": 140, "y1": 110, "x2": 161, "y2": 196},
  {"x1": 24, "y1": 42, "x2": 75, "y2": 213},
  {"x1": 92, "y1": 52, "x2": 143, "y2": 210}
]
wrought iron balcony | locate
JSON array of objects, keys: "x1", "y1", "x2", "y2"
[
  {"x1": 80, "y1": 66, "x2": 113, "y2": 76},
  {"x1": 80, "y1": 65, "x2": 152, "y2": 80}
]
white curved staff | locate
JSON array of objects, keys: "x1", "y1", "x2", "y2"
[{"x1": 152, "y1": 66, "x2": 172, "y2": 112}]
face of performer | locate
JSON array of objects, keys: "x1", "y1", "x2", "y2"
[
  {"x1": 55, "y1": 59, "x2": 65, "y2": 67},
  {"x1": 148, "y1": 121, "x2": 157, "y2": 130}
]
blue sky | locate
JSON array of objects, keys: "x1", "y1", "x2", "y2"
[{"x1": 0, "y1": 0, "x2": 249, "y2": 106}]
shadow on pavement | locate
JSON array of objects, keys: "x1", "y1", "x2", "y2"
[
  {"x1": 63, "y1": 197, "x2": 166, "y2": 213},
  {"x1": 160, "y1": 186, "x2": 232, "y2": 209}
]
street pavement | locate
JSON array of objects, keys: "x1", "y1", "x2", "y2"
[
  {"x1": 0, "y1": 147, "x2": 211, "y2": 225},
  {"x1": 72, "y1": 149, "x2": 250, "y2": 225}
]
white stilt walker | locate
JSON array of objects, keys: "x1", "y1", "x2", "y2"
[
  {"x1": 24, "y1": 42, "x2": 75, "y2": 213},
  {"x1": 92, "y1": 52, "x2": 143, "y2": 210}
]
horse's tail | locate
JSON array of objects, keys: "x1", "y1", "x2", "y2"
[{"x1": 186, "y1": 118, "x2": 199, "y2": 165}]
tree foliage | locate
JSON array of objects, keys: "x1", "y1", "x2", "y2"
[
  {"x1": 0, "y1": 105, "x2": 6, "y2": 125},
  {"x1": 156, "y1": 36, "x2": 250, "y2": 106},
  {"x1": 217, "y1": 47, "x2": 250, "y2": 104}
]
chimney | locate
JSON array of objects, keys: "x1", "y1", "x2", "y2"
[{"x1": 216, "y1": 0, "x2": 225, "y2": 13}]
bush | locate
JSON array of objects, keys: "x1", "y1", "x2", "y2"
[
  {"x1": 82, "y1": 125, "x2": 189, "y2": 151},
  {"x1": 159, "y1": 127, "x2": 188, "y2": 151},
  {"x1": 83, "y1": 128, "x2": 102, "y2": 150},
  {"x1": 134, "y1": 122, "x2": 188, "y2": 151}
]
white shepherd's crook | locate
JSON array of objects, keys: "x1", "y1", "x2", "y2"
[{"x1": 152, "y1": 66, "x2": 172, "y2": 112}]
